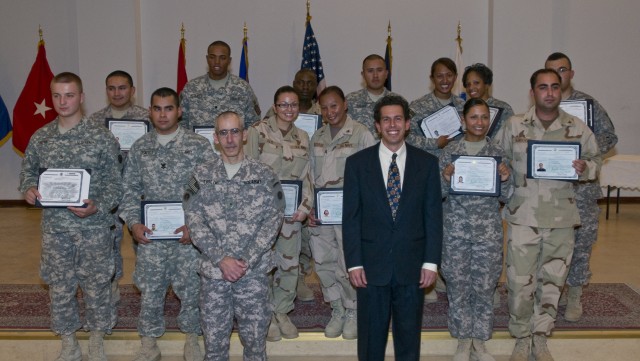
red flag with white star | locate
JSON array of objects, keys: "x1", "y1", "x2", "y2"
[{"x1": 12, "y1": 39, "x2": 56, "y2": 156}]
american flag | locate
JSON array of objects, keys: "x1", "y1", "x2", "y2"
[{"x1": 301, "y1": 19, "x2": 326, "y2": 97}]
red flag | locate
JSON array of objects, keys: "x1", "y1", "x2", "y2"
[
  {"x1": 12, "y1": 40, "x2": 56, "y2": 156},
  {"x1": 177, "y1": 37, "x2": 188, "y2": 95}
]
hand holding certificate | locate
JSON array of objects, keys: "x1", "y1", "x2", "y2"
[
  {"x1": 36, "y1": 168, "x2": 91, "y2": 207},
  {"x1": 527, "y1": 140, "x2": 581, "y2": 180},
  {"x1": 281, "y1": 180, "x2": 302, "y2": 218},
  {"x1": 449, "y1": 156, "x2": 501, "y2": 196},
  {"x1": 314, "y1": 188, "x2": 343, "y2": 225},
  {"x1": 295, "y1": 113, "x2": 322, "y2": 139},
  {"x1": 106, "y1": 119, "x2": 149, "y2": 151},
  {"x1": 419, "y1": 105, "x2": 462, "y2": 139},
  {"x1": 141, "y1": 201, "x2": 185, "y2": 240}
]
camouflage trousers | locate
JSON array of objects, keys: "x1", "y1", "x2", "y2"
[
  {"x1": 133, "y1": 241, "x2": 201, "y2": 337},
  {"x1": 270, "y1": 219, "x2": 302, "y2": 313},
  {"x1": 441, "y1": 236, "x2": 502, "y2": 340},
  {"x1": 566, "y1": 198, "x2": 600, "y2": 287},
  {"x1": 506, "y1": 224, "x2": 574, "y2": 337},
  {"x1": 41, "y1": 228, "x2": 114, "y2": 335},
  {"x1": 300, "y1": 224, "x2": 313, "y2": 277},
  {"x1": 201, "y1": 273, "x2": 270, "y2": 361},
  {"x1": 309, "y1": 225, "x2": 357, "y2": 309}
]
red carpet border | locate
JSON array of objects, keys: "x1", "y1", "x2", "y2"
[{"x1": 1, "y1": 283, "x2": 639, "y2": 331}]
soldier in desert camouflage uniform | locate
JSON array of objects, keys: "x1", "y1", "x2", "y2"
[
  {"x1": 88, "y1": 70, "x2": 149, "y2": 329},
  {"x1": 439, "y1": 99, "x2": 513, "y2": 361},
  {"x1": 180, "y1": 40, "x2": 260, "y2": 130},
  {"x1": 346, "y1": 54, "x2": 399, "y2": 138},
  {"x1": 308, "y1": 86, "x2": 375, "y2": 339},
  {"x1": 184, "y1": 111, "x2": 284, "y2": 361},
  {"x1": 19, "y1": 72, "x2": 122, "y2": 361},
  {"x1": 409, "y1": 57, "x2": 465, "y2": 158},
  {"x1": 245, "y1": 86, "x2": 312, "y2": 341},
  {"x1": 495, "y1": 69, "x2": 601, "y2": 361},
  {"x1": 120, "y1": 88, "x2": 214, "y2": 361},
  {"x1": 545, "y1": 52, "x2": 618, "y2": 322}
]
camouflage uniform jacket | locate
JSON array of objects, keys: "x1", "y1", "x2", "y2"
[
  {"x1": 495, "y1": 107, "x2": 601, "y2": 228},
  {"x1": 263, "y1": 100, "x2": 321, "y2": 119},
  {"x1": 183, "y1": 156, "x2": 285, "y2": 279},
  {"x1": 486, "y1": 97, "x2": 514, "y2": 139},
  {"x1": 409, "y1": 92, "x2": 465, "y2": 154},
  {"x1": 19, "y1": 117, "x2": 123, "y2": 233},
  {"x1": 568, "y1": 89, "x2": 618, "y2": 201},
  {"x1": 309, "y1": 116, "x2": 375, "y2": 190},
  {"x1": 245, "y1": 115, "x2": 313, "y2": 215},
  {"x1": 120, "y1": 126, "x2": 215, "y2": 227},
  {"x1": 345, "y1": 88, "x2": 399, "y2": 138},
  {"x1": 179, "y1": 73, "x2": 260, "y2": 130},
  {"x1": 439, "y1": 137, "x2": 514, "y2": 234}
]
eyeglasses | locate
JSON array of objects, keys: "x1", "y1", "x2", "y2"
[
  {"x1": 556, "y1": 67, "x2": 571, "y2": 74},
  {"x1": 276, "y1": 103, "x2": 299, "y2": 110},
  {"x1": 216, "y1": 128, "x2": 242, "y2": 137}
]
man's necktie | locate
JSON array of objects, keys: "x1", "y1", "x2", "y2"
[{"x1": 386, "y1": 153, "x2": 401, "y2": 220}]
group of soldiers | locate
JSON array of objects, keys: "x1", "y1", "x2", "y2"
[{"x1": 18, "y1": 36, "x2": 616, "y2": 361}]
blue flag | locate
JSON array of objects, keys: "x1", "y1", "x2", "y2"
[
  {"x1": 301, "y1": 20, "x2": 326, "y2": 95},
  {"x1": 0, "y1": 95, "x2": 11, "y2": 148},
  {"x1": 239, "y1": 36, "x2": 249, "y2": 82}
]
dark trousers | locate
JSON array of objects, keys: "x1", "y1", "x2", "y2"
[{"x1": 356, "y1": 280, "x2": 424, "y2": 361}]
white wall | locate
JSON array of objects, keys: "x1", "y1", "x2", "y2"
[{"x1": 1, "y1": 0, "x2": 639, "y2": 199}]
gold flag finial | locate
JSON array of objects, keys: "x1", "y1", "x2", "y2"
[
  {"x1": 38, "y1": 25, "x2": 44, "y2": 46},
  {"x1": 181, "y1": 23, "x2": 185, "y2": 40},
  {"x1": 455, "y1": 21, "x2": 463, "y2": 54},
  {"x1": 243, "y1": 22, "x2": 247, "y2": 38},
  {"x1": 387, "y1": 20, "x2": 391, "y2": 37},
  {"x1": 306, "y1": 0, "x2": 311, "y2": 23}
]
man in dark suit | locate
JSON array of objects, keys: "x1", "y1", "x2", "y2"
[{"x1": 343, "y1": 94, "x2": 443, "y2": 361}]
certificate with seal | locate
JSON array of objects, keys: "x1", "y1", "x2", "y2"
[
  {"x1": 527, "y1": 140, "x2": 581, "y2": 180},
  {"x1": 105, "y1": 118, "x2": 150, "y2": 151},
  {"x1": 419, "y1": 105, "x2": 462, "y2": 139},
  {"x1": 449, "y1": 155, "x2": 501, "y2": 197},
  {"x1": 36, "y1": 168, "x2": 91, "y2": 207},
  {"x1": 314, "y1": 188, "x2": 343, "y2": 225},
  {"x1": 193, "y1": 126, "x2": 220, "y2": 155},
  {"x1": 560, "y1": 99, "x2": 594, "y2": 130},
  {"x1": 141, "y1": 201, "x2": 185, "y2": 240},
  {"x1": 488, "y1": 106, "x2": 504, "y2": 136},
  {"x1": 295, "y1": 113, "x2": 322, "y2": 139},
  {"x1": 281, "y1": 180, "x2": 303, "y2": 218}
]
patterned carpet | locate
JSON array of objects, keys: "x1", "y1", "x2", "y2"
[{"x1": 1, "y1": 283, "x2": 639, "y2": 331}]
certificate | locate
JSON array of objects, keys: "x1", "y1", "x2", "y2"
[
  {"x1": 281, "y1": 180, "x2": 303, "y2": 218},
  {"x1": 295, "y1": 113, "x2": 322, "y2": 139},
  {"x1": 488, "y1": 106, "x2": 504, "y2": 136},
  {"x1": 419, "y1": 105, "x2": 462, "y2": 139},
  {"x1": 560, "y1": 99, "x2": 594, "y2": 130},
  {"x1": 36, "y1": 168, "x2": 91, "y2": 207},
  {"x1": 193, "y1": 126, "x2": 220, "y2": 155},
  {"x1": 105, "y1": 118, "x2": 149, "y2": 151},
  {"x1": 141, "y1": 201, "x2": 185, "y2": 240},
  {"x1": 527, "y1": 140, "x2": 581, "y2": 180},
  {"x1": 314, "y1": 188, "x2": 343, "y2": 225},
  {"x1": 449, "y1": 155, "x2": 501, "y2": 197}
]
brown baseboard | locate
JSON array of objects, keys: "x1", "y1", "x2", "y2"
[
  {"x1": 598, "y1": 197, "x2": 640, "y2": 204},
  {"x1": 0, "y1": 200, "x2": 30, "y2": 207}
]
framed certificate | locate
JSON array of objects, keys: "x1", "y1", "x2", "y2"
[
  {"x1": 314, "y1": 188, "x2": 343, "y2": 225},
  {"x1": 419, "y1": 105, "x2": 462, "y2": 139},
  {"x1": 140, "y1": 201, "x2": 185, "y2": 240},
  {"x1": 105, "y1": 118, "x2": 150, "y2": 151},
  {"x1": 527, "y1": 140, "x2": 581, "y2": 180},
  {"x1": 36, "y1": 168, "x2": 91, "y2": 207},
  {"x1": 560, "y1": 99, "x2": 594, "y2": 130},
  {"x1": 281, "y1": 180, "x2": 303, "y2": 218},
  {"x1": 487, "y1": 106, "x2": 504, "y2": 137},
  {"x1": 193, "y1": 126, "x2": 220, "y2": 155},
  {"x1": 449, "y1": 155, "x2": 501, "y2": 197},
  {"x1": 295, "y1": 113, "x2": 322, "y2": 139}
]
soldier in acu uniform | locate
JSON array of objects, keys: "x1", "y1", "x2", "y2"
[
  {"x1": 184, "y1": 111, "x2": 284, "y2": 361},
  {"x1": 120, "y1": 88, "x2": 214, "y2": 361},
  {"x1": 495, "y1": 69, "x2": 601, "y2": 361},
  {"x1": 19, "y1": 72, "x2": 122, "y2": 361}
]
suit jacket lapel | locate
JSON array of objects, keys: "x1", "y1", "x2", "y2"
[{"x1": 394, "y1": 145, "x2": 419, "y2": 221}]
